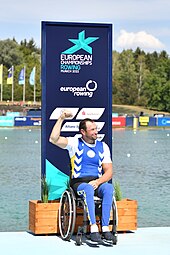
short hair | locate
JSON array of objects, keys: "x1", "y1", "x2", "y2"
[{"x1": 79, "y1": 118, "x2": 94, "y2": 132}]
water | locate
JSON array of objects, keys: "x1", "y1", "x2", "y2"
[
  {"x1": 0, "y1": 128, "x2": 170, "y2": 231},
  {"x1": 113, "y1": 128, "x2": 170, "y2": 227},
  {"x1": 0, "y1": 128, "x2": 41, "y2": 231}
]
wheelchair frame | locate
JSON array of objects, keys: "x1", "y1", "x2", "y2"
[{"x1": 59, "y1": 187, "x2": 118, "y2": 245}]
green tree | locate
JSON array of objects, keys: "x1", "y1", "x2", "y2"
[
  {"x1": 0, "y1": 38, "x2": 41, "y2": 102},
  {"x1": 133, "y1": 48, "x2": 150, "y2": 106},
  {"x1": 113, "y1": 49, "x2": 137, "y2": 105},
  {"x1": 112, "y1": 48, "x2": 170, "y2": 112},
  {"x1": 0, "y1": 39, "x2": 24, "y2": 68},
  {"x1": 145, "y1": 51, "x2": 159, "y2": 72}
]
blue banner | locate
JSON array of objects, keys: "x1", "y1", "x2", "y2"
[
  {"x1": 126, "y1": 117, "x2": 133, "y2": 127},
  {"x1": 14, "y1": 116, "x2": 41, "y2": 126},
  {"x1": 148, "y1": 117, "x2": 156, "y2": 126},
  {"x1": 157, "y1": 117, "x2": 170, "y2": 126},
  {"x1": 41, "y1": 21, "x2": 112, "y2": 199},
  {"x1": 0, "y1": 116, "x2": 14, "y2": 126}
]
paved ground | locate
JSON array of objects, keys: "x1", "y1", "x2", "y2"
[{"x1": 0, "y1": 227, "x2": 170, "y2": 255}]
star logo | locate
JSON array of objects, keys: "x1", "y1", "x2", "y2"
[{"x1": 62, "y1": 30, "x2": 99, "y2": 54}]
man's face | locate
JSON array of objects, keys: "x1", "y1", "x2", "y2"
[{"x1": 82, "y1": 121, "x2": 98, "y2": 143}]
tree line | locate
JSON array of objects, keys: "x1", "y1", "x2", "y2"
[
  {"x1": 112, "y1": 48, "x2": 170, "y2": 112},
  {"x1": 0, "y1": 38, "x2": 41, "y2": 102},
  {"x1": 0, "y1": 38, "x2": 170, "y2": 112}
]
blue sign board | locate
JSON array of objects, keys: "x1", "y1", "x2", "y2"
[
  {"x1": 148, "y1": 117, "x2": 156, "y2": 127},
  {"x1": 0, "y1": 116, "x2": 14, "y2": 126},
  {"x1": 126, "y1": 117, "x2": 133, "y2": 127},
  {"x1": 157, "y1": 117, "x2": 170, "y2": 126},
  {"x1": 41, "y1": 21, "x2": 112, "y2": 199},
  {"x1": 14, "y1": 116, "x2": 41, "y2": 126}
]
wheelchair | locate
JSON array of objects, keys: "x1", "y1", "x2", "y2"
[{"x1": 59, "y1": 186, "x2": 118, "y2": 246}]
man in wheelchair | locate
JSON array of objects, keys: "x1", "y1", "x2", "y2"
[{"x1": 49, "y1": 110, "x2": 115, "y2": 243}]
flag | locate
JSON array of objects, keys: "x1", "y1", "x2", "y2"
[
  {"x1": 18, "y1": 67, "x2": 25, "y2": 85},
  {"x1": 29, "y1": 67, "x2": 36, "y2": 85},
  {"x1": 7, "y1": 66, "x2": 14, "y2": 84},
  {"x1": 0, "y1": 64, "x2": 3, "y2": 84}
]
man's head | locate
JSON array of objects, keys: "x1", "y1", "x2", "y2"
[{"x1": 79, "y1": 118, "x2": 98, "y2": 144}]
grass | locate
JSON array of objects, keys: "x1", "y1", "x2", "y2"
[{"x1": 112, "y1": 104, "x2": 170, "y2": 116}]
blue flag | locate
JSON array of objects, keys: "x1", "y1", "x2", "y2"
[
  {"x1": 7, "y1": 66, "x2": 14, "y2": 84},
  {"x1": 29, "y1": 67, "x2": 35, "y2": 85},
  {"x1": 18, "y1": 67, "x2": 25, "y2": 85}
]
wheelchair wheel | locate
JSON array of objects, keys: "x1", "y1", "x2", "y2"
[{"x1": 59, "y1": 189, "x2": 76, "y2": 241}]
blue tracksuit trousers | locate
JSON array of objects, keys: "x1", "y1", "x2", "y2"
[{"x1": 77, "y1": 182, "x2": 114, "y2": 226}]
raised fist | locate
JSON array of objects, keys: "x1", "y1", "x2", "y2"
[{"x1": 60, "y1": 109, "x2": 73, "y2": 119}]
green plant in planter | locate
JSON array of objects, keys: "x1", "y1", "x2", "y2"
[
  {"x1": 41, "y1": 176, "x2": 49, "y2": 203},
  {"x1": 65, "y1": 179, "x2": 71, "y2": 189},
  {"x1": 114, "y1": 181, "x2": 122, "y2": 201}
]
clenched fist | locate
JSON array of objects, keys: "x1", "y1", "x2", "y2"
[{"x1": 60, "y1": 109, "x2": 73, "y2": 120}]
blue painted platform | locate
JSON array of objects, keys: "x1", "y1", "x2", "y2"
[{"x1": 0, "y1": 227, "x2": 170, "y2": 255}]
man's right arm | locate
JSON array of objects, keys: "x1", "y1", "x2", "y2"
[{"x1": 49, "y1": 110, "x2": 73, "y2": 149}]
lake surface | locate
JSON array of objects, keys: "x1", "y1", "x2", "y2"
[
  {"x1": 113, "y1": 128, "x2": 170, "y2": 228},
  {"x1": 0, "y1": 127, "x2": 169, "y2": 231}
]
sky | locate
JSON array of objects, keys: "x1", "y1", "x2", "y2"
[{"x1": 0, "y1": 0, "x2": 170, "y2": 54}]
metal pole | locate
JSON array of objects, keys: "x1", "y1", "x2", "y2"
[
  {"x1": 34, "y1": 67, "x2": 36, "y2": 104},
  {"x1": 11, "y1": 66, "x2": 14, "y2": 102},
  {"x1": 0, "y1": 64, "x2": 3, "y2": 102},
  {"x1": 23, "y1": 66, "x2": 26, "y2": 102}
]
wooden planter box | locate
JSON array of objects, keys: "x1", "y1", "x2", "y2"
[
  {"x1": 74, "y1": 198, "x2": 138, "y2": 232},
  {"x1": 29, "y1": 200, "x2": 60, "y2": 235},
  {"x1": 29, "y1": 198, "x2": 137, "y2": 235},
  {"x1": 116, "y1": 198, "x2": 137, "y2": 231}
]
